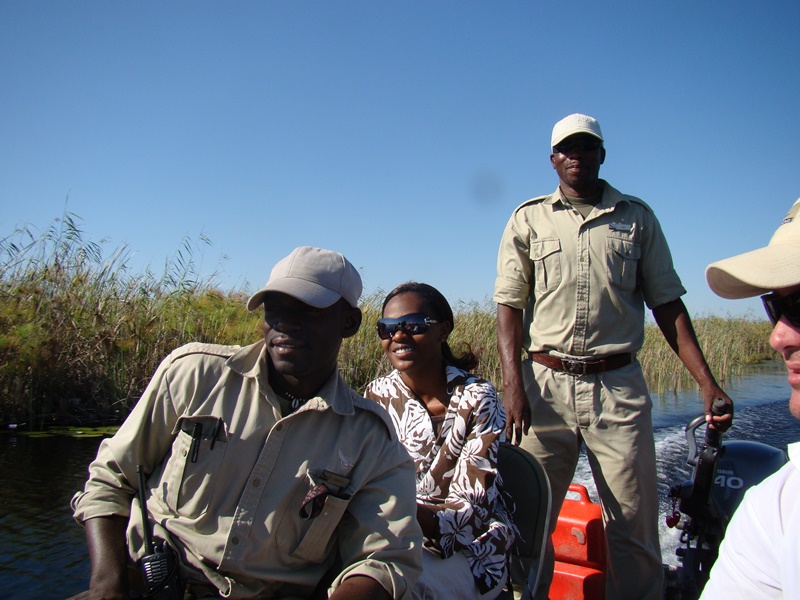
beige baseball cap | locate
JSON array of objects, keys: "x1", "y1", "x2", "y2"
[
  {"x1": 706, "y1": 198, "x2": 800, "y2": 299},
  {"x1": 247, "y1": 246, "x2": 362, "y2": 311},
  {"x1": 551, "y1": 113, "x2": 604, "y2": 148}
]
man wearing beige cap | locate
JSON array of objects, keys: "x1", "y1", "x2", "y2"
[
  {"x1": 494, "y1": 114, "x2": 732, "y2": 599},
  {"x1": 700, "y1": 199, "x2": 800, "y2": 599},
  {"x1": 71, "y1": 246, "x2": 423, "y2": 599}
]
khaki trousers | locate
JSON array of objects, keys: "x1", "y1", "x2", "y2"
[{"x1": 519, "y1": 358, "x2": 663, "y2": 600}]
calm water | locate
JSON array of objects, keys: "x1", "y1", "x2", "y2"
[
  {"x1": 1, "y1": 361, "x2": 798, "y2": 598},
  {"x1": 0, "y1": 434, "x2": 102, "y2": 597}
]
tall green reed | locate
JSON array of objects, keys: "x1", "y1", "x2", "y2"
[
  {"x1": 0, "y1": 213, "x2": 778, "y2": 427},
  {"x1": 0, "y1": 213, "x2": 259, "y2": 426},
  {"x1": 639, "y1": 315, "x2": 775, "y2": 392},
  {"x1": 345, "y1": 300, "x2": 776, "y2": 396}
]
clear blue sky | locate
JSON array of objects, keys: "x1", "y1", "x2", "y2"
[{"x1": 2, "y1": 2, "x2": 799, "y2": 318}]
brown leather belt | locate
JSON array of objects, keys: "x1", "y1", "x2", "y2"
[{"x1": 528, "y1": 352, "x2": 632, "y2": 376}]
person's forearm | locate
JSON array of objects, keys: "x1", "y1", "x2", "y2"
[
  {"x1": 652, "y1": 298, "x2": 733, "y2": 429},
  {"x1": 497, "y1": 303, "x2": 531, "y2": 443},
  {"x1": 84, "y1": 515, "x2": 130, "y2": 599},
  {"x1": 416, "y1": 502, "x2": 442, "y2": 539},
  {"x1": 497, "y1": 304, "x2": 524, "y2": 392},
  {"x1": 330, "y1": 575, "x2": 391, "y2": 600}
]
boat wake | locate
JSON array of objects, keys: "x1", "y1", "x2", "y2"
[{"x1": 569, "y1": 399, "x2": 799, "y2": 565}]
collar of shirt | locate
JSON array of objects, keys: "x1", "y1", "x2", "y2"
[
  {"x1": 225, "y1": 340, "x2": 358, "y2": 417},
  {"x1": 546, "y1": 181, "x2": 634, "y2": 219}
]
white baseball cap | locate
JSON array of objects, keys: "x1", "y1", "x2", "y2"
[
  {"x1": 706, "y1": 198, "x2": 800, "y2": 299},
  {"x1": 551, "y1": 113, "x2": 604, "y2": 148},
  {"x1": 247, "y1": 246, "x2": 362, "y2": 310}
]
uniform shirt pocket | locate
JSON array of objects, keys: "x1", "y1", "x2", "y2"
[
  {"x1": 606, "y1": 235, "x2": 641, "y2": 292},
  {"x1": 286, "y1": 469, "x2": 352, "y2": 563},
  {"x1": 530, "y1": 238, "x2": 562, "y2": 294},
  {"x1": 291, "y1": 495, "x2": 350, "y2": 563},
  {"x1": 161, "y1": 415, "x2": 228, "y2": 519}
]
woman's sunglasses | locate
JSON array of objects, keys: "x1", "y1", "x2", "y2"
[
  {"x1": 761, "y1": 288, "x2": 800, "y2": 328},
  {"x1": 376, "y1": 313, "x2": 439, "y2": 340}
]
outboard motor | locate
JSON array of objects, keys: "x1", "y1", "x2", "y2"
[
  {"x1": 663, "y1": 400, "x2": 787, "y2": 599},
  {"x1": 711, "y1": 440, "x2": 787, "y2": 522}
]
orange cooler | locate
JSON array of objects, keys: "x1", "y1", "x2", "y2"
[
  {"x1": 552, "y1": 484, "x2": 606, "y2": 568},
  {"x1": 550, "y1": 483, "x2": 606, "y2": 600},
  {"x1": 549, "y1": 561, "x2": 605, "y2": 600}
]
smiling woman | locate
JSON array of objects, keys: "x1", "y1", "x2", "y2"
[{"x1": 364, "y1": 282, "x2": 516, "y2": 600}]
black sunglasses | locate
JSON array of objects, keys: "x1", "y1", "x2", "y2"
[
  {"x1": 376, "y1": 313, "x2": 439, "y2": 340},
  {"x1": 761, "y1": 288, "x2": 800, "y2": 328},
  {"x1": 553, "y1": 139, "x2": 603, "y2": 155}
]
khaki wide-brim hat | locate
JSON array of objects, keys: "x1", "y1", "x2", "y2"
[{"x1": 706, "y1": 197, "x2": 800, "y2": 299}]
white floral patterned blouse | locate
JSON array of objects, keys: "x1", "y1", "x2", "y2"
[{"x1": 364, "y1": 365, "x2": 516, "y2": 594}]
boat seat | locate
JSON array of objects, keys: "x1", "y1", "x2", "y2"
[{"x1": 497, "y1": 442, "x2": 552, "y2": 600}]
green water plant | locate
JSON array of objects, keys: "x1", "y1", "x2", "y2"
[
  {"x1": 0, "y1": 212, "x2": 778, "y2": 428},
  {"x1": 0, "y1": 212, "x2": 258, "y2": 427}
]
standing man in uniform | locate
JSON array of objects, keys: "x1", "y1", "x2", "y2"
[{"x1": 493, "y1": 114, "x2": 732, "y2": 599}]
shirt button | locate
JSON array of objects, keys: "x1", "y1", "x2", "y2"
[
  {"x1": 252, "y1": 479, "x2": 261, "y2": 487},
  {"x1": 275, "y1": 424, "x2": 283, "y2": 431},
  {"x1": 182, "y1": 449, "x2": 187, "y2": 457},
  {"x1": 231, "y1": 536, "x2": 239, "y2": 545}
]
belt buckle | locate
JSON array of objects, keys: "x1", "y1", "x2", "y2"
[{"x1": 562, "y1": 358, "x2": 587, "y2": 376}]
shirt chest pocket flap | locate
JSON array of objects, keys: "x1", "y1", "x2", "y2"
[
  {"x1": 606, "y1": 235, "x2": 641, "y2": 291},
  {"x1": 291, "y1": 470, "x2": 352, "y2": 563},
  {"x1": 162, "y1": 415, "x2": 228, "y2": 518},
  {"x1": 530, "y1": 238, "x2": 562, "y2": 293}
]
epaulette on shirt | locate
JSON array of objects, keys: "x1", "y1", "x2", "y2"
[
  {"x1": 512, "y1": 194, "x2": 550, "y2": 215},
  {"x1": 350, "y1": 389, "x2": 399, "y2": 441},
  {"x1": 164, "y1": 342, "x2": 243, "y2": 364},
  {"x1": 621, "y1": 193, "x2": 655, "y2": 214},
  {"x1": 163, "y1": 342, "x2": 400, "y2": 441},
  {"x1": 512, "y1": 188, "x2": 656, "y2": 216}
]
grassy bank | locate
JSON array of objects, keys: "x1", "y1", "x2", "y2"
[{"x1": 0, "y1": 214, "x2": 776, "y2": 428}]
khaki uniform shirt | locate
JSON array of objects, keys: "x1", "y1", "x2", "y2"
[
  {"x1": 72, "y1": 341, "x2": 422, "y2": 599},
  {"x1": 494, "y1": 182, "x2": 686, "y2": 357}
]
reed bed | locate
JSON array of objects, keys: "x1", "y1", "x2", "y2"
[
  {"x1": 0, "y1": 213, "x2": 778, "y2": 428},
  {"x1": 639, "y1": 315, "x2": 775, "y2": 391},
  {"x1": 0, "y1": 213, "x2": 260, "y2": 427}
]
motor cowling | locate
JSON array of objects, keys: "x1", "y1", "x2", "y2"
[{"x1": 711, "y1": 440, "x2": 787, "y2": 522}]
